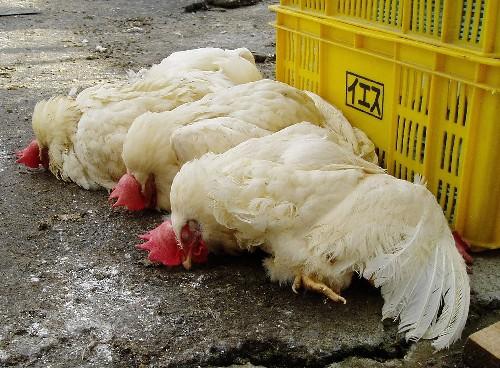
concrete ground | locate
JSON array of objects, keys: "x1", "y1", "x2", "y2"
[{"x1": 0, "y1": 0, "x2": 499, "y2": 367}]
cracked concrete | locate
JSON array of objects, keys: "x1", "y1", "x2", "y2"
[{"x1": 1, "y1": 0, "x2": 499, "y2": 367}]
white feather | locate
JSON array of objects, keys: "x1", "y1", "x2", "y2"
[
  {"x1": 125, "y1": 81, "x2": 379, "y2": 210},
  {"x1": 169, "y1": 127, "x2": 469, "y2": 350},
  {"x1": 30, "y1": 48, "x2": 262, "y2": 189}
]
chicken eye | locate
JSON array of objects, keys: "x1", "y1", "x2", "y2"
[{"x1": 188, "y1": 220, "x2": 199, "y2": 232}]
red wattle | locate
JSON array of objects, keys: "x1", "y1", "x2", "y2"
[{"x1": 191, "y1": 238, "x2": 209, "y2": 264}]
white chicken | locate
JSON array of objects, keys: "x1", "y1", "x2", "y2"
[
  {"x1": 110, "y1": 79, "x2": 378, "y2": 211},
  {"x1": 16, "y1": 47, "x2": 262, "y2": 189},
  {"x1": 143, "y1": 123, "x2": 469, "y2": 350}
]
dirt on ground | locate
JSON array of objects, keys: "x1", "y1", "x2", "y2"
[{"x1": 1, "y1": 1, "x2": 499, "y2": 367}]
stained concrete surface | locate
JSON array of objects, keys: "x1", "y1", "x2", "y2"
[{"x1": 0, "y1": 1, "x2": 499, "y2": 367}]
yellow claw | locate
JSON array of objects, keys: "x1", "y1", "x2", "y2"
[{"x1": 292, "y1": 273, "x2": 347, "y2": 304}]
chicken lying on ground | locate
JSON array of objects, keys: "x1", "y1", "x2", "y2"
[
  {"x1": 110, "y1": 79, "x2": 378, "y2": 211},
  {"x1": 139, "y1": 123, "x2": 470, "y2": 350},
  {"x1": 16, "y1": 47, "x2": 261, "y2": 189}
]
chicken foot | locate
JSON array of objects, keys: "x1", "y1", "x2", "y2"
[{"x1": 292, "y1": 273, "x2": 347, "y2": 304}]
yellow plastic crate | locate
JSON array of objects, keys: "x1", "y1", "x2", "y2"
[
  {"x1": 279, "y1": 0, "x2": 500, "y2": 58},
  {"x1": 271, "y1": 5, "x2": 500, "y2": 249}
]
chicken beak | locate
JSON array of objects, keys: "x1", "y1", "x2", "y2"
[{"x1": 182, "y1": 248, "x2": 192, "y2": 270}]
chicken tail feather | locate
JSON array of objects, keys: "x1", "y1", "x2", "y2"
[{"x1": 363, "y1": 197, "x2": 470, "y2": 350}]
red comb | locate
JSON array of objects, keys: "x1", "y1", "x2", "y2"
[
  {"x1": 109, "y1": 173, "x2": 146, "y2": 211},
  {"x1": 16, "y1": 140, "x2": 42, "y2": 168},
  {"x1": 136, "y1": 219, "x2": 183, "y2": 266},
  {"x1": 452, "y1": 231, "x2": 473, "y2": 273}
]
